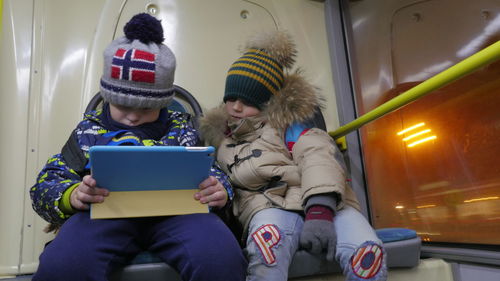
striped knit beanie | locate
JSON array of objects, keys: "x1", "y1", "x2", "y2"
[
  {"x1": 224, "y1": 30, "x2": 296, "y2": 109},
  {"x1": 100, "y1": 13, "x2": 176, "y2": 109}
]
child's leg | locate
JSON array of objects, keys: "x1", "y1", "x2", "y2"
[
  {"x1": 245, "y1": 208, "x2": 303, "y2": 281},
  {"x1": 33, "y1": 212, "x2": 143, "y2": 281},
  {"x1": 147, "y1": 213, "x2": 247, "y2": 281},
  {"x1": 334, "y1": 206, "x2": 387, "y2": 281}
]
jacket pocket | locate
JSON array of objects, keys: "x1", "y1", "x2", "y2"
[{"x1": 263, "y1": 181, "x2": 287, "y2": 206}]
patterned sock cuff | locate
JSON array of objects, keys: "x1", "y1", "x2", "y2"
[{"x1": 305, "y1": 205, "x2": 334, "y2": 221}]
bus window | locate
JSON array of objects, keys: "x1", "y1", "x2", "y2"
[
  {"x1": 363, "y1": 59, "x2": 500, "y2": 244},
  {"x1": 347, "y1": 0, "x2": 500, "y2": 245}
]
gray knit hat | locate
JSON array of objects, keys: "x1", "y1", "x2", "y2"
[{"x1": 100, "y1": 13, "x2": 176, "y2": 109}]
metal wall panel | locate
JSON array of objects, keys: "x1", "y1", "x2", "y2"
[
  {"x1": 0, "y1": 0, "x2": 35, "y2": 276},
  {"x1": 0, "y1": 0, "x2": 338, "y2": 275}
]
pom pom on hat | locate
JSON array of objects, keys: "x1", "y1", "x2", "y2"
[
  {"x1": 99, "y1": 13, "x2": 176, "y2": 109},
  {"x1": 124, "y1": 13, "x2": 164, "y2": 44},
  {"x1": 244, "y1": 30, "x2": 296, "y2": 69}
]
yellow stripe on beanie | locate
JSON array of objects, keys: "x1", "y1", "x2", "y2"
[
  {"x1": 230, "y1": 62, "x2": 282, "y2": 92},
  {"x1": 227, "y1": 69, "x2": 279, "y2": 96},
  {"x1": 245, "y1": 49, "x2": 283, "y2": 73},
  {"x1": 224, "y1": 48, "x2": 286, "y2": 108}
]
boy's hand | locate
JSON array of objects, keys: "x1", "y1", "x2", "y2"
[
  {"x1": 70, "y1": 175, "x2": 109, "y2": 211},
  {"x1": 300, "y1": 205, "x2": 336, "y2": 261},
  {"x1": 194, "y1": 176, "x2": 228, "y2": 208}
]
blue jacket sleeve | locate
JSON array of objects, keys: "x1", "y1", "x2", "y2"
[
  {"x1": 156, "y1": 111, "x2": 200, "y2": 146},
  {"x1": 30, "y1": 153, "x2": 82, "y2": 225},
  {"x1": 209, "y1": 163, "x2": 235, "y2": 203}
]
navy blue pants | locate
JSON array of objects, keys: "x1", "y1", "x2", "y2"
[{"x1": 33, "y1": 212, "x2": 247, "y2": 281}]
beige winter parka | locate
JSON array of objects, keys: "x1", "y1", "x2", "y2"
[{"x1": 200, "y1": 72, "x2": 361, "y2": 234}]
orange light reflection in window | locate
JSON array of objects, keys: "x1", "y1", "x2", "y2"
[
  {"x1": 397, "y1": 122, "x2": 425, "y2": 135},
  {"x1": 408, "y1": 135, "x2": 437, "y2": 147},
  {"x1": 403, "y1": 129, "x2": 431, "y2": 141},
  {"x1": 463, "y1": 196, "x2": 499, "y2": 203},
  {"x1": 417, "y1": 204, "x2": 436, "y2": 209}
]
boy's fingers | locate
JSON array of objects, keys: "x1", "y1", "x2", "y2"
[
  {"x1": 199, "y1": 176, "x2": 217, "y2": 190},
  {"x1": 74, "y1": 200, "x2": 90, "y2": 210},
  {"x1": 91, "y1": 186, "x2": 109, "y2": 196},
  {"x1": 198, "y1": 185, "x2": 218, "y2": 197},
  {"x1": 77, "y1": 191, "x2": 106, "y2": 204},
  {"x1": 82, "y1": 175, "x2": 96, "y2": 187},
  {"x1": 207, "y1": 191, "x2": 228, "y2": 207},
  {"x1": 72, "y1": 202, "x2": 88, "y2": 211},
  {"x1": 196, "y1": 177, "x2": 227, "y2": 206},
  {"x1": 201, "y1": 190, "x2": 227, "y2": 204},
  {"x1": 78, "y1": 183, "x2": 109, "y2": 196},
  {"x1": 194, "y1": 192, "x2": 201, "y2": 200}
]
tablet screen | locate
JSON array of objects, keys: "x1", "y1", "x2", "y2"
[{"x1": 89, "y1": 146, "x2": 215, "y2": 191}]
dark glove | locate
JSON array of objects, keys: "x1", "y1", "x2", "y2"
[{"x1": 300, "y1": 205, "x2": 336, "y2": 261}]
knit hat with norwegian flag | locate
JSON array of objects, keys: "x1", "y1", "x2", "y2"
[{"x1": 100, "y1": 13, "x2": 176, "y2": 109}]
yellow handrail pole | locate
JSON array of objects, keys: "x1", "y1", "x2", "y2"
[{"x1": 329, "y1": 40, "x2": 500, "y2": 140}]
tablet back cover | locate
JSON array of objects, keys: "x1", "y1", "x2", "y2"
[{"x1": 89, "y1": 146, "x2": 214, "y2": 219}]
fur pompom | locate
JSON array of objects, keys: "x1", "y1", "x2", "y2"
[
  {"x1": 124, "y1": 13, "x2": 164, "y2": 44},
  {"x1": 266, "y1": 70, "x2": 324, "y2": 129},
  {"x1": 244, "y1": 30, "x2": 296, "y2": 69}
]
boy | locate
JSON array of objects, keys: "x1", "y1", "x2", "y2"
[
  {"x1": 199, "y1": 30, "x2": 387, "y2": 281},
  {"x1": 30, "y1": 13, "x2": 247, "y2": 281}
]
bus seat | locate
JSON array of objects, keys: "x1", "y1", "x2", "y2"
[
  {"x1": 377, "y1": 228, "x2": 421, "y2": 268},
  {"x1": 85, "y1": 85, "x2": 203, "y2": 129},
  {"x1": 109, "y1": 228, "x2": 421, "y2": 281},
  {"x1": 303, "y1": 107, "x2": 327, "y2": 131},
  {"x1": 286, "y1": 228, "x2": 422, "y2": 278}
]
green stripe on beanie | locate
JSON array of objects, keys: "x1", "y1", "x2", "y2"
[
  {"x1": 224, "y1": 75, "x2": 274, "y2": 110},
  {"x1": 224, "y1": 49, "x2": 284, "y2": 109}
]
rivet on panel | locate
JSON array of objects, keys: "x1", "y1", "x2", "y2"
[
  {"x1": 411, "y1": 12, "x2": 422, "y2": 22},
  {"x1": 240, "y1": 10, "x2": 250, "y2": 19},
  {"x1": 481, "y1": 10, "x2": 491, "y2": 20},
  {"x1": 146, "y1": 3, "x2": 159, "y2": 15}
]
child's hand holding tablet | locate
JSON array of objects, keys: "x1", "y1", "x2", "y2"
[{"x1": 89, "y1": 146, "x2": 215, "y2": 219}]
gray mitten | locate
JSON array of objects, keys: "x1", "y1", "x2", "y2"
[{"x1": 300, "y1": 205, "x2": 336, "y2": 261}]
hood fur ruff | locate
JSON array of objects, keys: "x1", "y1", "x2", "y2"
[
  {"x1": 265, "y1": 69, "x2": 324, "y2": 130},
  {"x1": 199, "y1": 69, "x2": 324, "y2": 148},
  {"x1": 199, "y1": 30, "x2": 324, "y2": 147},
  {"x1": 198, "y1": 104, "x2": 230, "y2": 148}
]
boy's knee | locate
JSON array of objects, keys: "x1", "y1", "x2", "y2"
[
  {"x1": 247, "y1": 224, "x2": 283, "y2": 265},
  {"x1": 185, "y1": 215, "x2": 247, "y2": 272},
  {"x1": 35, "y1": 252, "x2": 92, "y2": 281},
  {"x1": 341, "y1": 241, "x2": 387, "y2": 281}
]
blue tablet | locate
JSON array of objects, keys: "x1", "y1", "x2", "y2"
[{"x1": 89, "y1": 146, "x2": 215, "y2": 191}]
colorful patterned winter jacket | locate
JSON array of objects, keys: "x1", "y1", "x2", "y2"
[{"x1": 30, "y1": 108, "x2": 234, "y2": 226}]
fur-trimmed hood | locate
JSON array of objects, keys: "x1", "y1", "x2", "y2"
[
  {"x1": 200, "y1": 30, "x2": 324, "y2": 147},
  {"x1": 199, "y1": 69, "x2": 324, "y2": 148}
]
